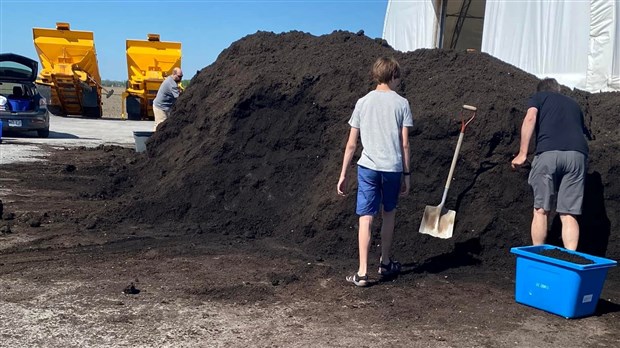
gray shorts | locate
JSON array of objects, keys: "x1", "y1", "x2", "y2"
[{"x1": 528, "y1": 151, "x2": 586, "y2": 215}]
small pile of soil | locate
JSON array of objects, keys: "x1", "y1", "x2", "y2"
[
  {"x1": 539, "y1": 248, "x2": 595, "y2": 265},
  {"x1": 101, "y1": 31, "x2": 619, "y2": 270}
]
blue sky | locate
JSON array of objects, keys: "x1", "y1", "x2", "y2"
[{"x1": 0, "y1": 0, "x2": 388, "y2": 80}]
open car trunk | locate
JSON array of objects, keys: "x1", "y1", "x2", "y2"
[{"x1": 0, "y1": 82, "x2": 39, "y2": 112}]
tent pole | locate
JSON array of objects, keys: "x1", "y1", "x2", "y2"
[
  {"x1": 451, "y1": 0, "x2": 473, "y2": 49},
  {"x1": 438, "y1": 0, "x2": 448, "y2": 48}
]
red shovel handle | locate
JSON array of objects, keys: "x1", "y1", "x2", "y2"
[{"x1": 460, "y1": 105, "x2": 477, "y2": 132}]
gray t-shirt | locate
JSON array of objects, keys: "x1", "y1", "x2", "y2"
[
  {"x1": 153, "y1": 76, "x2": 180, "y2": 111},
  {"x1": 348, "y1": 90, "x2": 413, "y2": 172}
]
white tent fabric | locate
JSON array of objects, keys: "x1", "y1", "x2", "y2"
[
  {"x1": 482, "y1": 0, "x2": 618, "y2": 93},
  {"x1": 610, "y1": 1, "x2": 620, "y2": 90},
  {"x1": 585, "y1": 0, "x2": 616, "y2": 91},
  {"x1": 383, "y1": 0, "x2": 620, "y2": 93},
  {"x1": 382, "y1": 0, "x2": 438, "y2": 50}
]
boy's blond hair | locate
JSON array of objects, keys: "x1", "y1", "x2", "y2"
[{"x1": 371, "y1": 57, "x2": 401, "y2": 84}]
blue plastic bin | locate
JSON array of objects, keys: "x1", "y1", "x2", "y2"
[
  {"x1": 8, "y1": 99, "x2": 30, "y2": 111},
  {"x1": 511, "y1": 245, "x2": 617, "y2": 318}
]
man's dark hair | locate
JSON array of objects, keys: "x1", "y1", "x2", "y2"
[{"x1": 537, "y1": 78, "x2": 561, "y2": 92}]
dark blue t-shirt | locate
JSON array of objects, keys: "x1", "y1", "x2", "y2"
[{"x1": 527, "y1": 91, "x2": 589, "y2": 156}]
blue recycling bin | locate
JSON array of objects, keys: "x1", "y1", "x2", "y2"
[{"x1": 511, "y1": 245, "x2": 617, "y2": 318}]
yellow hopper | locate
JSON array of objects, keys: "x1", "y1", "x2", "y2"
[
  {"x1": 33, "y1": 22, "x2": 105, "y2": 118},
  {"x1": 122, "y1": 34, "x2": 182, "y2": 120}
]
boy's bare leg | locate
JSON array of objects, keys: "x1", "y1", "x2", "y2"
[
  {"x1": 380, "y1": 209, "x2": 396, "y2": 264},
  {"x1": 559, "y1": 213, "x2": 579, "y2": 250},
  {"x1": 531, "y1": 208, "x2": 548, "y2": 245},
  {"x1": 358, "y1": 215, "x2": 373, "y2": 276}
]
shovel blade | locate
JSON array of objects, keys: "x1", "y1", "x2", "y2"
[{"x1": 418, "y1": 205, "x2": 455, "y2": 239}]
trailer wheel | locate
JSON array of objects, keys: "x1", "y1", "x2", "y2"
[
  {"x1": 128, "y1": 113, "x2": 142, "y2": 120},
  {"x1": 83, "y1": 106, "x2": 102, "y2": 118},
  {"x1": 47, "y1": 105, "x2": 66, "y2": 116},
  {"x1": 126, "y1": 96, "x2": 142, "y2": 120}
]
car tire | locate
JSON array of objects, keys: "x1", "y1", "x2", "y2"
[{"x1": 37, "y1": 128, "x2": 50, "y2": 138}]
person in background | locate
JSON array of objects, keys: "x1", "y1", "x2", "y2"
[
  {"x1": 337, "y1": 57, "x2": 413, "y2": 287},
  {"x1": 512, "y1": 78, "x2": 590, "y2": 250},
  {"x1": 153, "y1": 67, "x2": 183, "y2": 130}
]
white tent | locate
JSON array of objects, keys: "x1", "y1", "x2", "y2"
[{"x1": 383, "y1": 0, "x2": 620, "y2": 93}]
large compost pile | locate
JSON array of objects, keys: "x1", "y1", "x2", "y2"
[{"x1": 103, "y1": 31, "x2": 619, "y2": 270}]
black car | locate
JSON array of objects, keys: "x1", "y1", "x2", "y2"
[{"x1": 0, "y1": 53, "x2": 50, "y2": 138}]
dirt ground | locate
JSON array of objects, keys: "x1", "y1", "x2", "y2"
[
  {"x1": 1, "y1": 31, "x2": 619, "y2": 347},
  {"x1": 101, "y1": 88, "x2": 124, "y2": 119}
]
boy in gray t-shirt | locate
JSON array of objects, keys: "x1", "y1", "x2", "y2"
[{"x1": 337, "y1": 57, "x2": 413, "y2": 287}]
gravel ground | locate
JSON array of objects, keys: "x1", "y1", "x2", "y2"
[{"x1": 0, "y1": 90, "x2": 152, "y2": 165}]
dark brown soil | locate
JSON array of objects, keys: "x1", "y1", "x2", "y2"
[
  {"x1": 1, "y1": 31, "x2": 619, "y2": 346},
  {"x1": 539, "y1": 248, "x2": 595, "y2": 265},
  {"x1": 100, "y1": 30, "x2": 619, "y2": 270}
]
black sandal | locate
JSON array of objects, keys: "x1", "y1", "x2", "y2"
[{"x1": 378, "y1": 259, "x2": 401, "y2": 278}]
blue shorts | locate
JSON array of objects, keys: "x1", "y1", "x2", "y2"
[{"x1": 356, "y1": 165, "x2": 402, "y2": 216}]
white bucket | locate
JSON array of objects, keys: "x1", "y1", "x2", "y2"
[{"x1": 133, "y1": 131, "x2": 154, "y2": 153}]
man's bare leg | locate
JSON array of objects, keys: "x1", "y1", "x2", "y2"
[
  {"x1": 531, "y1": 208, "x2": 548, "y2": 245},
  {"x1": 559, "y1": 213, "x2": 579, "y2": 250}
]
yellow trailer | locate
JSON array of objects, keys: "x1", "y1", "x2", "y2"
[
  {"x1": 33, "y1": 22, "x2": 109, "y2": 118},
  {"x1": 122, "y1": 34, "x2": 181, "y2": 120}
]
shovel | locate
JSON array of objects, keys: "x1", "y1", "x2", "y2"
[
  {"x1": 73, "y1": 65, "x2": 114, "y2": 98},
  {"x1": 419, "y1": 104, "x2": 477, "y2": 239}
]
